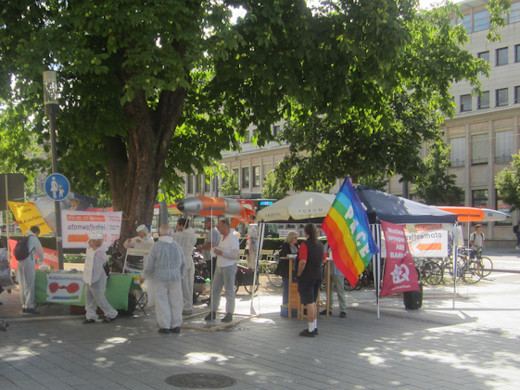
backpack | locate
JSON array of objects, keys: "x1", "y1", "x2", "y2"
[{"x1": 13, "y1": 237, "x2": 34, "y2": 261}]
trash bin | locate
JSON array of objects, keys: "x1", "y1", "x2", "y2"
[{"x1": 403, "y1": 281, "x2": 423, "y2": 310}]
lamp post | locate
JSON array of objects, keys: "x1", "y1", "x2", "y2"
[{"x1": 43, "y1": 70, "x2": 64, "y2": 270}]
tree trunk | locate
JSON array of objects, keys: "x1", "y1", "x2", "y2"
[{"x1": 105, "y1": 88, "x2": 186, "y2": 248}]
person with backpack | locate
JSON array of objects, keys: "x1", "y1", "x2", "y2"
[
  {"x1": 17, "y1": 226, "x2": 44, "y2": 314},
  {"x1": 470, "y1": 224, "x2": 485, "y2": 251}
]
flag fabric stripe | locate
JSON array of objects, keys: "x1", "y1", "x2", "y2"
[{"x1": 322, "y1": 178, "x2": 379, "y2": 287}]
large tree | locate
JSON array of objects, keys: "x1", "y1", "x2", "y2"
[{"x1": 0, "y1": 0, "x2": 509, "y2": 244}]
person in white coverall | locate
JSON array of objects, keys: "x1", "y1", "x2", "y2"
[
  {"x1": 141, "y1": 224, "x2": 186, "y2": 334},
  {"x1": 82, "y1": 232, "x2": 118, "y2": 324},
  {"x1": 123, "y1": 224, "x2": 154, "y2": 250},
  {"x1": 172, "y1": 217, "x2": 198, "y2": 315},
  {"x1": 124, "y1": 224, "x2": 155, "y2": 306},
  {"x1": 18, "y1": 226, "x2": 45, "y2": 314}
]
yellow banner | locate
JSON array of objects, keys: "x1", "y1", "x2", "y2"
[{"x1": 8, "y1": 201, "x2": 52, "y2": 235}]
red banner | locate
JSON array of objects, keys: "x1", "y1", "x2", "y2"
[{"x1": 380, "y1": 221, "x2": 419, "y2": 297}]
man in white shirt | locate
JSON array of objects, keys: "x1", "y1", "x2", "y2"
[{"x1": 205, "y1": 219, "x2": 239, "y2": 323}]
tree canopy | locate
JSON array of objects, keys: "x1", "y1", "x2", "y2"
[{"x1": 0, "y1": 0, "x2": 509, "y2": 242}]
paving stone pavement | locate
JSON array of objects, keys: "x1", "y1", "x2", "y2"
[{"x1": 1, "y1": 248, "x2": 520, "y2": 389}]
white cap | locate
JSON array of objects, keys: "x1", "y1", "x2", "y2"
[
  {"x1": 136, "y1": 224, "x2": 147, "y2": 233},
  {"x1": 89, "y1": 231, "x2": 104, "y2": 240}
]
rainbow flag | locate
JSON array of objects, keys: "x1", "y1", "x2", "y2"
[{"x1": 321, "y1": 178, "x2": 379, "y2": 286}]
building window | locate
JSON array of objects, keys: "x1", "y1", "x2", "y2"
[
  {"x1": 460, "y1": 14, "x2": 472, "y2": 33},
  {"x1": 449, "y1": 137, "x2": 466, "y2": 167},
  {"x1": 472, "y1": 189, "x2": 488, "y2": 208},
  {"x1": 244, "y1": 130, "x2": 250, "y2": 143},
  {"x1": 496, "y1": 47, "x2": 508, "y2": 66},
  {"x1": 515, "y1": 86, "x2": 520, "y2": 104},
  {"x1": 496, "y1": 88, "x2": 508, "y2": 107},
  {"x1": 510, "y1": 2, "x2": 520, "y2": 24},
  {"x1": 204, "y1": 176, "x2": 211, "y2": 192},
  {"x1": 478, "y1": 51, "x2": 490, "y2": 63},
  {"x1": 187, "y1": 175, "x2": 194, "y2": 194},
  {"x1": 477, "y1": 91, "x2": 489, "y2": 109},
  {"x1": 252, "y1": 166, "x2": 260, "y2": 187},
  {"x1": 241, "y1": 167, "x2": 249, "y2": 188},
  {"x1": 515, "y1": 44, "x2": 520, "y2": 63},
  {"x1": 272, "y1": 125, "x2": 281, "y2": 138},
  {"x1": 495, "y1": 130, "x2": 514, "y2": 163},
  {"x1": 471, "y1": 134, "x2": 488, "y2": 165},
  {"x1": 495, "y1": 193, "x2": 513, "y2": 226},
  {"x1": 473, "y1": 10, "x2": 489, "y2": 32},
  {"x1": 460, "y1": 94, "x2": 472, "y2": 112}
]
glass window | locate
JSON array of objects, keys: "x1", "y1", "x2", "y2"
[
  {"x1": 495, "y1": 193, "x2": 513, "y2": 226},
  {"x1": 478, "y1": 91, "x2": 490, "y2": 109},
  {"x1": 460, "y1": 14, "x2": 472, "y2": 33},
  {"x1": 496, "y1": 47, "x2": 508, "y2": 66},
  {"x1": 204, "y1": 176, "x2": 211, "y2": 192},
  {"x1": 510, "y1": 2, "x2": 520, "y2": 23},
  {"x1": 495, "y1": 130, "x2": 514, "y2": 163},
  {"x1": 241, "y1": 167, "x2": 249, "y2": 188},
  {"x1": 187, "y1": 175, "x2": 194, "y2": 194},
  {"x1": 473, "y1": 10, "x2": 489, "y2": 31},
  {"x1": 460, "y1": 94, "x2": 472, "y2": 112},
  {"x1": 272, "y1": 125, "x2": 281, "y2": 138},
  {"x1": 471, "y1": 133, "x2": 488, "y2": 165},
  {"x1": 478, "y1": 51, "x2": 490, "y2": 63},
  {"x1": 515, "y1": 86, "x2": 520, "y2": 104},
  {"x1": 472, "y1": 189, "x2": 488, "y2": 208},
  {"x1": 515, "y1": 44, "x2": 520, "y2": 63},
  {"x1": 449, "y1": 137, "x2": 466, "y2": 167},
  {"x1": 496, "y1": 88, "x2": 508, "y2": 107},
  {"x1": 244, "y1": 130, "x2": 250, "y2": 143},
  {"x1": 252, "y1": 166, "x2": 260, "y2": 187}
]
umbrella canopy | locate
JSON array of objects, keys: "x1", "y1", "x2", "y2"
[
  {"x1": 256, "y1": 192, "x2": 336, "y2": 223},
  {"x1": 436, "y1": 206, "x2": 508, "y2": 222}
]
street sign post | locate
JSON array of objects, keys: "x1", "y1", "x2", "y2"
[{"x1": 45, "y1": 173, "x2": 70, "y2": 201}]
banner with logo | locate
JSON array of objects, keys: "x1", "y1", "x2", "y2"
[
  {"x1": 380, "y1": 221, "x2": 419, "y2": 297},
  {"x1": 8, "y1": 201, "x2": 52, "y2": 235},
  {"x1": 61, "y1": 210, "x2": 122, "y2": 248}
]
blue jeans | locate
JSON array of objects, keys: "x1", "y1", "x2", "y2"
[{"x1": 210, "y1": 263, "x2": 237, "y2": 314}]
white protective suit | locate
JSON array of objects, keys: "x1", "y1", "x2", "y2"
[
  {"x1": 172, "y1": 228, "x2": 198, "y2": 312},
  {"x1": 83, "y1": 247, "x2": 118, "y2": 321},
  {"x1": 143, "y1": 236, "x2": 185, "y2": 330},
  {"x1": 18, "y1": 231, "x2": 44, "y2": 310}
]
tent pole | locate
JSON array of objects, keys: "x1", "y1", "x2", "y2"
[
  {"x1": 250, "y1": 222, "x2": 264, "y2": 314},
  {"x1": 452, "y1": 223, "x2": 459, "y2": 309}
]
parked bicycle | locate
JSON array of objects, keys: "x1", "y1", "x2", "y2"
[
  {"x1": 441, "y1": 249, "x2": 483, "y2": 284},
  {"x1": 415, "y1": 257, "x2": 443, "y2": 286}
]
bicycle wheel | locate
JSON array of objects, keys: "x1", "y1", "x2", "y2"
[
  {"x1": 479, "y1": 256, "x2": 493, "y2": 278},
  {"x1": 422, "y1": 261, "x2": 443, "y2": 285},
  {"x1": 463, "y1": 260, "x2": 483, "y2": 284},
  {"x1": 244, "y1": 277, "x2": 260, "y2": 294},
  {"x1": 266, "y1": 262, "x2": 283, "y2": 288}
]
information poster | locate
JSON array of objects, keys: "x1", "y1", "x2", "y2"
[
  {"x1": 61, "y1": 210, "x2": 122, "y2": 248},
  {"x1": 46, "y1": 272, "x2": 85, "y2": 303},
  {"x1": 123, "y1": 248, "x2": 149, "y2": 275}
]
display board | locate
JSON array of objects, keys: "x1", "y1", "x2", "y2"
[{"x1": 123, "y1": 248, "x2": 149, "y2": 275}]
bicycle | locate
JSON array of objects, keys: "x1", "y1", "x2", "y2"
[
  {"x1": 265, "y1": 258, "x2": 283, "y2": 288},
  {"x1": 451, "y1": 248, "x2": 484, "y2": 284},
  {"x1": 415, "y1": 258, "x2": 443, "y2": 286},
  {"x1": 470, "y1": 248, "x2": 493, "y2": 278}
]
